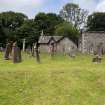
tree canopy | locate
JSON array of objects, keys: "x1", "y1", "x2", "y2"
[
  {"x1": 87, "y1": 12, "x2": 105, "y2": 31},
  {"x1": 0, "y1": 9, "x2": 81, "y2": 46},
  {"x1": 16, "y1": 19, "x2": 39, "y2": 45},
  {"x1": 60, "y1": 3, "x2": 88, "y2": 29},
  {"x1": 34, "y1": 12, "x2": 64, "y2": 35},
  {"x1": 0, "y1": 11, "x2": 28, "y2": 43},
  {"x1": 55, "y1": 22, "x2": 79, "y2": 44}
]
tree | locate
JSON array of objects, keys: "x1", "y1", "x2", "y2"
[
  {"x1": 16, "y1": 19, "x2": 40, "y2": 46},
  {"x1": 55, "y1": 22, "x2": 79, "y2": 44},
  {"x1": 87, "y1": 12, "x2": 105, "y2": 31},
  {"x1": 0, "y1": 11, "x2": 28, "y2": 42},
  {"x1": 60, "y1": 3, "x2": 88, "y2": 29},
  {"x1": 34, "y1": 12, "x2": 64, "y2": 35}
]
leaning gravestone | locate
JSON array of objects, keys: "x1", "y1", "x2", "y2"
[
  {"x1": 4, "y1": 42, "x2": 12, "y2": 60},
  {"x1": 12, "y1": 42, "x2": 22, "y2": 63}
]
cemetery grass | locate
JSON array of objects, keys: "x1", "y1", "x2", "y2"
[{"x1": 0, "y1": 52, "x2": 105, "y2": 105}]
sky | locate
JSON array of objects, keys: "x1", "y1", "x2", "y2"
[{"x1": 0, "y1": 0, "x2": 105, "y2": 18}]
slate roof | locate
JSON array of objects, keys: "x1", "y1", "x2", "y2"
[{"x1": 38, "y1": 36, "x2": 64, "y2": 44}]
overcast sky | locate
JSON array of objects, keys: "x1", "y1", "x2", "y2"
[{"x1": 0, "y1": 0, "x2": 105, "y2": 18}]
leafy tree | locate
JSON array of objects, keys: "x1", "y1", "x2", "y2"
[
  {"x1": 60, "y1": 3, "x2": 88, "y2": 29},
  {"x1": 34, "y1": 12, "x2": 64, "y2": 35},
  {"x1": 55, "y1": 22, "x2": 79, "y2": 44},
  {"x1": 0, "y1": 11, "x2": 28, "y2": 42},
  {"x1": 16, "y1": 19, "x2": 40, "y2": 45},
  {"x1": 87, "y1": 12, "x2": 105, "y2": 31}
]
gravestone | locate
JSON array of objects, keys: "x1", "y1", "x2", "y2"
[
  {"x1": 26, "y1": 45, "x2": 31, "y2": 54},
  {"x1": 0, "y1": 47, "x2": 3, "y2": 52},
  {"x1": 96, "y1": 43, "x2": 103, "y2": 56},
  {"x1": 35, "y1": 43, "x2": 40, "y2": 63},
  {"x1": 68, "y1": 46, "x2": 76, "y2": 58},
  {"x1": 92, "y1": 43, "x2": 103, "y2": 63},
  {"x1": 4, "y1": 42, "x2": 12, "y2": 60},
  {"x1": 32, "y1": 43, "x2": 36, "y2": 57},
  {"x1": 18, "y1": 47, "x2": 22, "y2": 62},
  {"x1": 49, "y1": 43, "x2": 55, "y2": 57},
  {"x1": 92, "y1": 55, "x2": 102, "y2": 63},
  {"x1": 12, "y1": 42, "x2": 22, "y2": 63}
]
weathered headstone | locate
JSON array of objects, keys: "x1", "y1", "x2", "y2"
[
  {"x1": 50, "y1": 43, "x2": 55, "y2": 57},
  {"x1": 97, "y1": 43, "x2": 103, "y2": 56},
  {"x1": 4, "y1": 42, "x2": 12, "y2": 60},
  {"x1": 17, "y1": 47, "x2": 22, "y2": 62},
  {"x1": 68, "y1": 46, "x2": 76, "y2": 58},
  {"x1": 35, "y1": 43, "x2": 40, "y2": 63},
  {"x1": 32, "y1": 43, "x2": 36, "y2": 57},
  {"x1": 12, "y1": 42, "x2": 22, "y2": 63},
  {"x1": 0, "y1": 47, "x2": 3, "y2": 52},
  {"x1": 92, "y1": 55, "x2": 102, "y2": 63},
  {"x1": 26, "y1": 45, "x2": 32, "y2": 54}
]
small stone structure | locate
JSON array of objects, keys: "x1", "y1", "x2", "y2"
[
  {"x1": 38, "y1": 36, "x2": 77, "y2": 54},
  {"x1": 79, "y1": 31, "x2": 105, "y2": 55}
]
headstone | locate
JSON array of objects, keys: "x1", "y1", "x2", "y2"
[
  {"x1": 32, "y1": 43, "x2": 36, "y2": 57},
  {"x1": 96, "y1": 43, "x2": 103, "y2": 56},
  {"x1": 35, "y1": 43, "x2": 40, "y2": 63},
  {"x1": 18, "y1": 47, "x2": 22, "y2": 62},
  {"x1": 68, "y1": 46, "x2": 76, "y2": 58},
  {"x1": 12, "y1": 42, "x2": 22, "y2": 63},
  {"x1": 49, "y1": 43, "x2": 55, "y2": 57},
  {"x1": 4, "y1": 42, "x2": 12, "y2": 60},
  {"x1": 92, "y1": 55, "x2": 102, "y2": 63},
  {"x1": 0, "y1": 47, "x2": 3, "y2": 52},
  {"x1": 26, "y1": 45, "x2": 31, "y2": 54}
]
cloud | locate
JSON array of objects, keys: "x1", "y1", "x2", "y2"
[
  {"x1": 0, "y1": 0, "x2": 104, "y2": 18},
  {"x1": 0, "y1": 0, "x2": 47, "y2": 8},
  {"x1": 95, "y1": 0, "x2": 105, "y2": 12},
  {"x1": 0, "y1": 0, "x2": 49, "y2": 18},
  {"x1": 72, "y1": 0, "x2": 98, "y2": 12}
]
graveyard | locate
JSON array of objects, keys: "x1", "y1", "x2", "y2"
[
  {"x1": 1, "y1": 1, "x2": 105, "y2": 105},
  {"x1": 0, "y1": 52, "x2": 105, "y2": 105}
]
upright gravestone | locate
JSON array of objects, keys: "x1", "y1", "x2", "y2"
[
  {"x1": 35, "y1": 43, "x2": 40, "y2": 63},
  {"x1": 18, "y1": 47, "x2": 22, "y2": 62},
  {"x1": 12, "y1": 42, "x2": 22, "y2": 63},
  {"x1": 50, "y1": 43, "x2": 55, "y2": 57},
  {"x1": 26, "y1": 45, "x2": 31, "y2": 54},
  {"x1": 69, "y1": 46, "x2": 76, "y2": 58},
  {"x1": 32, "y1": 43, "x2": 36, "y2": 57},
  {"x1": 4, "y1": 42, "x2": 12, "y2": 60}
]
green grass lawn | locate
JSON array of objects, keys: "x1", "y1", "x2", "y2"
[{"x1": 0, "y1": 52, "x2": 105, "y2": 105}]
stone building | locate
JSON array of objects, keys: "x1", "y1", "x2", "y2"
[
  {"x1": 79, "y1": 31, "x2": 105, "y2": 54},
  {"x1": 38, "y1": 36, "x2": 77, "y2": 54}
]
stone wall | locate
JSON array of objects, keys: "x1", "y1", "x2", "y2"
[{"x1": 80, "y1": 32, "x2": 105, "y2": 54}]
